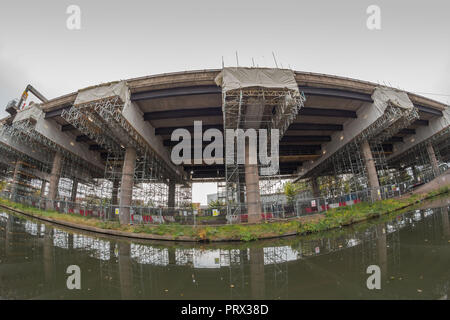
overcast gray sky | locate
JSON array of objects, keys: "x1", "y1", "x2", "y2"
[{"x1": 1, "y1": 0, "x2": 449, "y2": 203}]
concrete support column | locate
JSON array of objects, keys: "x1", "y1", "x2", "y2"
[
  {"x1": 112, "y1": 179, "x2": 120, "y2": 205},
  {"x1": 426, "y1": 142, "x2": 440, "y2": 177},
  {"x1": 411, "y1": 166, "x2": 419, "y2": 182},
  {"x1": 70, "y1": 179, "x2": 78, "y2": 203},
  {"x1": 40, "y1": 180, "x2": 47, "y2": 198},
  {"x1": 168, "y1": 248, "x2": 176, "y2": 265},
  {"x1": 48, "y1": 152, "x2": 63, "y2": 208},
  {"x1": 245, "y1": 144, "x2": 261, "y2": 223},
  {"x1": 119, "y1": 147, "x2": 136, "y2": 225},
  {"x1": 311, "y1": 177, "x2": 320, "y2": 198},
  {"x1": 168, "y1": 180, "x2": 176, "y2": 208},
  {"x1": 239, "y1": 173, "x2": 246, "y2": 204},
  {"x1": 361, "y1": 140, "x2": 381, "y2": 201},
  {"x1": 10, "y1": 161, "x2": 21, "y2": 199}
]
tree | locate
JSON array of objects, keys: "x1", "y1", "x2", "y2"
[
  {"x1": 284, "y1": 181, "x2": 301, "y2": 205},
  {"x1": 0, "y1": 180, "x2": 7, "y2": 192},
  {"x1": 208, "y1": 199, "x2": 224, "y2": 209}
]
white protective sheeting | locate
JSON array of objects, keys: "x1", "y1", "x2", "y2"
[
  {"x1": 372, "y1": 87, "x2": 415, "y2": 111},
  {"x1": 74, "y1": 81, "x2": 128, "y2": 105},
  {"x1": 73, "y1": 80, "x2": 180, "y2": 174},
  {"x1": 215, "y1": 67, "x2": 300, "y2": 94}
]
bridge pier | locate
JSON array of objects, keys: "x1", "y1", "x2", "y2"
[
  {"x1": 48, "y1": 152, "x2": 62, "y2": 209},
  {"x1": 311, "y1": 177, "x2": 320, "y2": 198},
  {"x1": 119, "y1": 147, "x2": 136, "y2": 225},
  {"x1": 245, "y1": 143, "x2": 261, "y2": 223},
  {"x1": 70, "y1": 179, "x2": 78, "y2": 203},
  {"x1": 361, "y1": 140, "x2": 381, "y2": 201},
  {"x1": 40, "y1": 180, "x2": 47, "y2": 198},
  {"x1": 168, "y1": 180, "x2": 176, "y2": 208},
  {"x1": 426, "y1": 142, "x2": 440, "y2": 177}
]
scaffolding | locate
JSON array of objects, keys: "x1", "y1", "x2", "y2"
[
  {"x1": 388, "y1": 126, "x2": 450, "y2": 185},
  {"x1": 175, "y1": 183, "x2": 192, "y2": 208},
  {"x1": 301, "y1": 87, "x2": 421, "y2": 200},
  {"x1": 0, "y1": 123, "x2": 52, "y2": 200},
  {"x1": 59, "y1": 82, "x2": 190, "y2": 221},
  {"x1": 0, "y1": 114, "x2": 103, "y2": 201},
  {"x1": 216, "y1": 68, "x2": 306, "y2": 220}
]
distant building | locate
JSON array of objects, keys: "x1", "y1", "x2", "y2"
[{"x1": 207, "y1": 193, "x2": 218, "y2": 204}]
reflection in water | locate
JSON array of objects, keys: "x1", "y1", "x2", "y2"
[
  {"x1": 443, "y1": 210, "x2": 449, "y2": 237},
  {"x1": 43, "y1": 227, "x2": 53, "y2": 284},
  {"x1": 118, "y1": 242, "x2": 133, "y2": 299},
  {"x1": 250, "y1": 248, "x2": 265, "y2": 299},
  {"x1": 376, "y1": 224, "x2": 387, "y2": 282},
  {"x1": 0, "y1": 199, "x2": 449, "y2": 300}
]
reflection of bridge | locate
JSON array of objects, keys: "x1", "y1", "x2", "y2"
[
  {"x1": 3, "y1": 205, "x2": 448, "y2": 299},
  {"x1": 0, "y1": 68, "x2": 448, "y2": 224}
]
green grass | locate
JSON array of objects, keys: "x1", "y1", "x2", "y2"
[{"x1": 0, "y1": 185, "x2": 448, "y2": 242}]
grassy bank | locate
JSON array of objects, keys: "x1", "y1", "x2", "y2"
[{"x1": 0, "y1": 185, "x2": 448, "y2": 242}]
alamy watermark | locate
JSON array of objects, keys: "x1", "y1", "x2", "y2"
[
  {"x1": 366, "y1": 265, "x2": 381, "y2": 290},
  {"x1": 366, "y1": 5, "x2": 381, "y2": 30},
  {"x1": 66, "y1": 5, "x2": 81, "y2": 30},
  {"x1": 66, "y1": 265, "x2": 81, "y2": 290},
  {"x1": 170, "y1": 121, "x2": 279, "y2": 175}
]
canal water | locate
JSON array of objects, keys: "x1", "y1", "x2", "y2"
[{"x1": 0, "y1": 196, "x2": 449, "y2": 300}]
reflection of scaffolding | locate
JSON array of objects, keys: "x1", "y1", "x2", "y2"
[
  {"x1": 263, "y1": 246, "x2": 289, "y2": 299},
  {"x1": 228, "y1": 249, "x2": 247, "y2": 300},
  {"x1": 175, "y1": 248, "x2": 194, "y2": 266},
  {"x1": 386, "y1": 224, "x2": 401, "y2": 270},
  {"x1": 131, "y1": 244, "x2": 169, "y2": 266}
]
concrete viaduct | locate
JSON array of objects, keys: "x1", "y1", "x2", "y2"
[{"x1": 0, "y1": 68, "x2": 448, "y2": 224}]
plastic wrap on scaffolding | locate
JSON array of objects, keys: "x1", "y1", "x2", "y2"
[
  {"x1": 216, "y1": 67, "x2": 305, "y2": 136},
  {"x1": 215, "y1": 67, "x2": 300, "y2": 94},
  {"x1": 371, "y1": 87, "x2": 419, "y2": 143},
  {"x1": 74, "y1": 81, "x2": 129, "y2": 106},
  {"x1": 373, "y1": 87, "x2": 415, "y2": 112}
]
